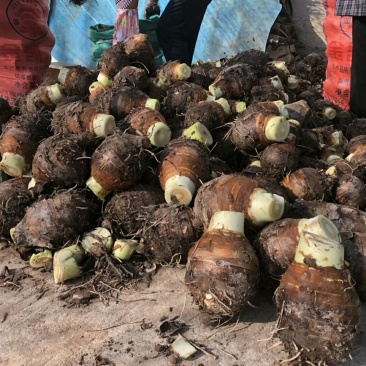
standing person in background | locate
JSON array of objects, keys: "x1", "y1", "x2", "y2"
[
  {"x1": 113, "y1": 0, "x2": 140, "y2": 45},
  {"x1": 155, "y1": 0, "x2": 212, "y2": 65}
]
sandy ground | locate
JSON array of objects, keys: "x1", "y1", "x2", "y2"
[{"x1": 0, "y1": 245, "x2": 365, "y2": 366}]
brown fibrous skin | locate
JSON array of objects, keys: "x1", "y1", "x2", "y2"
[
  {"x1": 109, "y1": 86, "x2": 151, "y2": 120},
  {"x1": 189, "y1": 62, "x2": 223, "y2": 89},
  {"x1": 341, "y1": 232, "x2": 366, "y2": 300},
  {"x1": 0, "y1": 97, "x2": 12, "y2": 126},
  {"x1": 284, "y1": 99, "x2": 311, "y2": 125},
  {"x1": 23, "y1": 85, "x2": 62, "y2": 114},
  {"x1": 124, "y1": 34, "x2": 155, "y2": 74},
  {"x1": 260, "y1": 143, "x2": 300, "y2": 180},
  {"x1": 0, "y1": 177, "x2": 34, "y2": 237},
  {"x1": 183, "y1": 101, "x2": 226, "y2": 130},
  {"x1": 250, "y1": 84, "x2": 288, "y2": 104},
  {"x1": 113, "y1": 66, "x2": 148, "y2": 91},
  {"x1": 31, "y1": 134, "x2": 90, "y2": 191},
  {"x1": 346, "y1": 135, "x2": 366, "y2": 155},
  {"x1": 256, "y1": 218, "x2": 300, "y2": 277},
  {"x1": 284, "y1": 199, "x2": 366, "y2": 233},
  {"x1": 123, "y1": 107, "x2": 167, "y2": 136},
  {"x1": 139, "y1": 204, "x2": 202, "y2": 263},
  {"x1": 162, "y1": 82, "x2": 208, "y2": 116},
  {"x1": 98, "y1": 42, "x2": 130, "y2": 79},
  {"x1": 295, "y1": 129, "x2": 322, "y2": 156},
  {"x1": 281, "y1": 167, "x2": 333, "y2": 201},
  {"x1": 193, "y1": 174, "x2": 272, "y2": 230},
  {"x1": 335, "y1": 173, "x2": 366, "y2": 209},
  {"x1": 275, "y1": 262, "x2": 360, "y2": 365},
  {"x1": 146, "y1": 77, "x2": 167, "y2": 102},
  {"x1": 345, "y1": 118, "x2": 366, "y2": 140},
  {"x1": 224, "y1": 50, "x2": 270, "y2": 76},
  {"x1": 0, "y1": 114, "x2": 51, "y2": 165},
  {"x1": 62, "y1": 66, "x2": 98, "y2": 97},
  {"x1": 157, "y1": 61, "x2": 186, "y2": 84},
  {"x1": 185, "y1": 229, "x2": 260, "y2": 322},
  {"x1": 91, "y1": 133, "x2": 150, "y2": 192},
  {"x1": 52, "y1": 101, "x2": 100, "y2": 135},
  {"x1": 13, "y1": 189, "x2": 99, "y2": 249},
  {"x1": 228, "y1": 102, "x2": 283, "y2": 153},
  {"x1": 158, "y1": 138, "x2": 211, "y2": 193},
  {"x1": 102, "y1": 184, "x2": 165, "y2": 237},
  {"x1": 210, "y1": 63, "x2": 258, "y2": 100}
]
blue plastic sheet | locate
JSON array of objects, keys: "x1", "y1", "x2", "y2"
[{"x1": 49, "y1": 0, "x2": 281, "y2": 68}]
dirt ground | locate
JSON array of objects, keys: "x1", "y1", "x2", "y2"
[{"x1": 0, "y1": 244, "x2": 365, "y2": 366}]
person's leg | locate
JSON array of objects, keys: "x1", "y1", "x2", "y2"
[
  {"x1": 350, "y1": 16, "x2": 366, "y2": 117},
  {"x1": 156, "y1": 0, "x2": 212, "y2": 65}
]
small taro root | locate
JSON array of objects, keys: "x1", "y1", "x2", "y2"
[
  {"x1": 124, "y1": 33, "x2": 155, "y2": 74},
  {"x1": 29, "y1": 134, "x2": 91, "y2": 192},
  {"x1": 13, "y1": 189, "x2": 99, "y2": 249},
  {"x1": 0, "y1": 177, "x2": 34, "y2": 237},
  {"x1": 124, "y1": 107, "x2": 171, "y2": 147},
  {"x1": 281, "y1": 167, "x2": 333, "y2": 201},
  {"x1": 52, "y1": 101, "x2": 116, "y2": 137},
  {"x1": 257, "y1": 215, "x2": 341, "y2": 277},
  {"x1": 284, "y1": 99, "x2": 311, "y2": 124},
  {"x1": 87, "y1": 133, "x2": 151, "y2": 200},
  {"x1": 185, "y1": 211, "x2": 260, "y2": 323},
  {"x1": 113, "y1": 66, "x2": 148, "y2": 91},
  {"x1": 260, "y1": 142, "x2": 300, "y2": 180},
  {"x1": 299, "y1": 89, "x2": 337, "y2": 120},
  {"x1": 139, "y1": 204, "x2": 201, "y2": 263},
  {"x1": 102, "y1": 184, "x2": 165, "y2": 237},
  {"x1": 156, "y1": 60, "x2": 192, "y2": 88},
  {"x1": 0, "y1": 97, "x2": 12, "y2": 125},
  {"x1": 183, "y1": 101, "x2": 227, "y2": 130},
  {"x1": 158, "y1": 138, "x2": 211, "y2": 205},
  {"x1": 274, "y1": 229, "x2": 360, "y2": 365},
  {"x1": 189, "y1": 61, "x2": 223, "y2": 89},
  {"x1": 58, "y1": 66, "x2": 97, "y2": 97},
  {"x1": 229, "y1": 102, "x2": 290, "y2": 153},
  {"x1": 97, "y1": 42, "x2": 130, "y2": 86},
  {"x1": 193, "y1": 174, "x2": 285, "y2": 229},
  {"x1": 209, "y1": 63, "x2": 258, "y2": 100},
  {"x1": 162, "y1": 82, "x2": 208, "y2": 116},
  {"x1": 0, "y1": 114, "x2": 51, "y2": 177}
]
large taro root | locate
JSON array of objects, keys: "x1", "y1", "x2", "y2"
[
  {"x1": 0, "y1": 114, "x2": 52, "y2": 177},
  {"x1": 113, "y1": 66, "x2": 148, "y2": 91},
  {"x1": 102, "y1": 184, "x2": 165, "y2": 237},
  {"x1": 139, "y1": 204, "x2": 201, "y2": 263},
  {"x1": 0, "y1": 177, "x2": 34, "y2": 237},
  {"x1": 274, "y1": 228, "x2": 360, "y2": 365},
  {"x1": 87, "y1": 133, "x2": 151, "y2": 200},
  {"x1": 30, "y1": 134, "x2": 91, "y2": 192},
  {"x1": 13, "y1": 189, "x2": 99, "y2": 249},
  {"x1": 186, "y1": 211, "x2": 260, "y2": 323}
]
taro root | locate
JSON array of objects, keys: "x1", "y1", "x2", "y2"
[
  {"x1": 274, "y1": 228, "x2": 360, "y2": 365},
  {"x1": 13, "y1": 189, "x2": 99, "y2": 249},
  {"x1": 281, "y1": 167, "x2": 333, "y2": 201},
  {"x1": 229, "y1": 102, "x2": 290, "y2": 153},
  {"x1": 224, "y1": 50, "x2": 269, "y2": 76},
  {"x1": 299, "y1": 89, "x2": 337, "y2": 120},
  {"x1": 81, "y1": 227, "x2": 114, "y2": 256},
  {"x1": 183, "y1": 101, "x2": 227, "y2": 130},
  {"x1": 113, "y1": 66, "x2": 148, "y2": 91},
  {"x1": 0, "y1": 114, "x2": 51, "y2": 177},
  {"x1": 345, "y1": 118, "x2": 366, "y2": 140},
  {"x1": 260, "y1": 142, "x2": 300, "y2": 180},
  {"x1": 87, "y1": 133, "x2": 151, "y2": 200},
  {"x1": 52, "y1": 101, "x2": 116, "y2": 137},
  {"x1": 156, "y1": 60, "x2": 192, "y2": 89},
  {"x1": 189, "y1": 61, "x2": 223, "y2": 89},
  {"x1": 89, "y1": 82, "x2": 111, "y2": 105},
  {"x1": 97, "y1": 42, "x2": 130, "y2": 86},
  {"x1": 162, "y1": 82, "x2": 208, "y2": 116},
  {"x1": 58, "y1": 66, "x2": 97, "y2": 97},
  {"x1": 139, "y1": 204, "x2": 201, "y2": 263},
  {"x1": 250, "y1": 84, "x2": 288, "y2": 104},
  {"x1": 0, "y1": 177, "x2": 34, "y2": 237},
  {"x1": 21, "y1": 83, "x2": 66, "y2": 114},
  {"x1": 284, "y1": 99, "x2": 311, "y2": 124},
  {"x1": 29, "y1": 134, "x2": 91, "y2": 192},
  {"x1": 124, "y1": 107, "x2": 171, "y2": 147},
  {"x1": 257, "y1": 215, "x2": 341, "y2": 277},
  {"x1": 0, "y1": 97, "x2": 12, "y2": 125},
  {"x1": 193, "y1": 174, "x2": 285, "y2": 229},
  {"x1": 208, "y1": 63, "x2": 258, "y2": 100},
  {"x1": 102, "y1": 184, "x2": 165, "y2": 237},
  {"x1": 158, "y1": 138, "x2": 211, "y2": 205},
  {"x1": 124, "y1": 33, "x2": 155, "y2": 74},
  {"x1": 185, "y1": 211, "x2": 260, "y2": 323}
]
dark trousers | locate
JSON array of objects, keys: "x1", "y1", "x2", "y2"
[
  {"x1": 350, "y1": 16, "x2": 366, "y2": 117},
  {"x1": 156, "y1": 0, "x2": 212, "y2": 65}
]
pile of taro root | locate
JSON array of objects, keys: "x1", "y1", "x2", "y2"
[{"x1": 0, "y1": 19, "x2": 365, "y2": 365}]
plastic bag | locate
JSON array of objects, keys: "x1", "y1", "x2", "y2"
[
  {"x1": 0, "y1": 0, "x2": 55, "y2": 105},
  {"x1": 323, "y1": 0, "x2": 352, "y2": 110}
]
